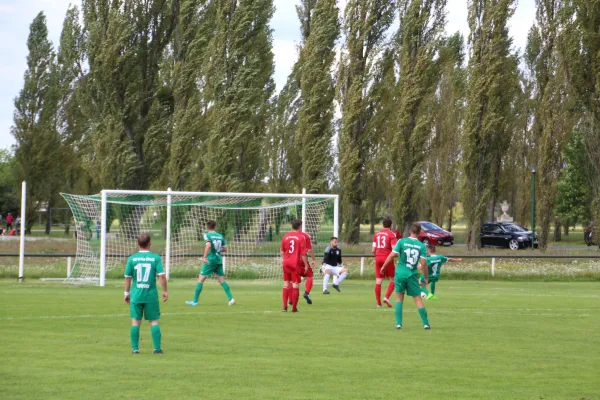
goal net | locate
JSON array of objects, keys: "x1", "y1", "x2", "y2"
[{"x1": 61, "y1": 190, "x2": 338, "y2": 285}]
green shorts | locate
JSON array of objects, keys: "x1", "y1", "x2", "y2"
[
  {"x1": 395, "y1": 274, "x2": 421, "y2": 297},
  {"x1": 419, "y1": 275, "x2": 439, "y2": 284},
  {"x1": 130, "y1": 302, "x2": 160, "y2": 321},
  {"x1": 200, "y1": 263, "x2": 224, "y2": 277}
]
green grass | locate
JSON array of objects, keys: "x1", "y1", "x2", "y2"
[{"x1": 1, "y1": 280, "x2": 599, "y2": 400}]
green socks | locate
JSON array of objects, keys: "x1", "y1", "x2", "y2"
[
  {"x1": 395, "y1": 301, "x2": 403, "y2": 326},
  {"x1": 130, "y1": 326, "x2": 140, "y2": 351},
  {"x1": 221, "y1": 282, "x2": 233, "y2": 301},
  {"x1": 430, "y1": 282, "x2": 436, "y2": 294},
  {"x1": 151, "y1": 325, "x2": 162, "y2": 351},
  {"x1": 418, "y1": 308, "x2": 429, "y2": 326},
  {"x1": 193, "y1": 282, "x2": 203, "y2": 302}
]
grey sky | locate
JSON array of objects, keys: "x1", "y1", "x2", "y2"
[{"x1": 0, "y1": 0, "x2": 536, "y2": 150}]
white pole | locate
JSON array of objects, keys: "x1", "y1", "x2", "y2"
[
  {"x1": 360, "y1": 257, "x2": 364, "y2": 277},
  {"x1": 100, "y1": 190, "x2": 107, "y2": 287},
  {"x1": 166, "y1": 187, "x2": 172, "y2": 281},
  {"x1": 301, "y1": 188, "x2": 306, "y2": 232},
  {"x1": 491, "y1": 257, "x2": 495, "y2": 277},
  {"x1": 101, "y1": 189, "x2": 338, "y2": 200},
  {"x1": 333, "y1": 196, "x2": 339, "y2": 238},
  {"x1": 18, "y1": 181, "x2": 26, "y2": 282},
  {"x1": 67, "y1": 257, "x2": 72, "y2": 277}
]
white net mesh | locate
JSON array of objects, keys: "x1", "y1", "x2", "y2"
[{"x1": 61, "y1": 192, "x2": 336, "y2": 284}]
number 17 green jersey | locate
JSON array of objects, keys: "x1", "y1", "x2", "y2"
[
  {"x1": 392, "y1": 237, "x2": 427, "y2": 278},
  {"x1": 204, "y1": 231, "x2": 227, "y2": 265},
  {"x1": 124, "y1": 251, "x2": 165, "y2": 303}
]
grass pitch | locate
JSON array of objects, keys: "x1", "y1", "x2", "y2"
[{"x1": 0, "y1": 279, "x2": 598, "y2": 400}]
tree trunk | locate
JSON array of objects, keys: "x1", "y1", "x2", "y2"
[
  {"x1": 45, "y1": 200, "x2": 52, "y2": 235},
  {"x1": 446, "y1": 206, "x2": 453, "y2": 232},
  {"x1": 553, "y1": 219, "x2": 562, "y2": 242},
  {"x1": 564, "y1": 219, "x2": 569, "y2": 236}
]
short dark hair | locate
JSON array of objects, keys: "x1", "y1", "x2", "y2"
[
  {"x1": 292, "y1": 219, "x2": 302, "y2": 230},
  {"x1": 207, "y1": 220, "x2": 217, "y2": 230},
  {"x1": 382, "y1": 217, "x2": 392, "y2": 228},
  {"x1": 138, "y1": 233, "x2": 151, "y2": 249},
  {"x1": 410, "y1": 222, "x2": 422, "y2": 235},
  {"x1": 426, "y1": 244, "x2": 436, "y2": 253},
  {"x1": 330, "y1": 236, "x2": 338, "y2": 241}
]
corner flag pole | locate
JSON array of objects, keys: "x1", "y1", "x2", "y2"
[{"x1": 18, "y1": 181, "x2": 26, "y2": 282}]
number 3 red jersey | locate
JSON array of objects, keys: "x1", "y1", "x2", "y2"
[
  {"x1": 281, "y1": 231, "x2": 306, "y2": 269},
  {"x1": 372, "y1": 228, "x2": 398, "y2": 258}
]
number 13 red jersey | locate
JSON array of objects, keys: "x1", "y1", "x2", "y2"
[{"x1": 373, "y1": 228, "x2": 398, "y2": 258}]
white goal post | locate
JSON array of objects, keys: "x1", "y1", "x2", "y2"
[{"x1": 62, "y1": 189, "x2": 339, "y2": 286}]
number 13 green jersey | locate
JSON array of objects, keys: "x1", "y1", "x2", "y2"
[{"x1": 392, "y1": 237, "x2": 426, "y2": 278}]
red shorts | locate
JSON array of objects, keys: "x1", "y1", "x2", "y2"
[
  {"x1": 299, "y1": 266, "x2": 313, "y2": 278},
  {"x1": 283, "y1": 263, "x2": 301, "y2": 283},
  {"x1": 375, "y1": 256, "x2": 394, "y2": 279}
]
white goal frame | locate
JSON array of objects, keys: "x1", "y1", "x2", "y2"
[{"x1": 98, "y1": 189, "x2": 339, "y2": 286}]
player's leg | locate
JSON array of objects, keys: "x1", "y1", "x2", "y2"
[
  {"x1": 303, "y1": 267, "x2": 313, "y2": 304},
  {"x1": 375, "y1": 258, "x2": 384, "y2": 307},
  {"x1": 322, "y1": 267, "x2": 331, "y2": 294},
  {"x1": 216, "y1": 268, "x2": 235, "y2": 305},
  {"x1": 408, "y1": 276, "x2": 430, "y2": 329},
  {"x1": 430, "y1": 281, "x2": 437, "y2": 296},
  {"x1": 145, "y1": 303, "x2": 163, "y2": 353},
  {"x1": 291, "y1": 274, "x2": 301, "y2": 312},
  {"x1": 282, "y1": 270, "x2": 291, "y2": 311},
  {"x1": 419, "y1": 276, "x2": 432, "y2": 299},
  {"x1": 186, "y1": 266, "x2": 210, "y2": 306},
  {"x1": 383, "y1": 263, "x2": 395, "y2": 308},
  {"x1": 394, "y1": 277, "x2": 406, "y2": 329},
  {"x1": 333, "y1": 267, "x2": 348, "y2": 291},
  {"x1": 130, "y1": 303, "x2": 143, "y2": 353}
]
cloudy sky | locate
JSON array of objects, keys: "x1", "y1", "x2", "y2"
[{"x1": 0, "y1": 0, "x2": 536, "y2": 151}]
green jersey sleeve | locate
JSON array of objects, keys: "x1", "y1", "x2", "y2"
[
  {"x1": 125, "y1": 257, "x2": 133, "y2": 277},
  {"x1": 440, "y1": 255, "x2": 449, "y2": 263},
  {"x1": 155, "y1": 255, "x2": 165, "y2": 275},
  {"x1": 392, "y1": 240, "x2": 402, "y2": 254},
  {"x1": 419, "y1": 242, "x2": 427, "y2": 260},
  {"x1": 222, "y1": 236, "x2": 227, "y2": 248}
]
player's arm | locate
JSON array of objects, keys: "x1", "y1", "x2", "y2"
[
  {"x1": 308, "y1": 249, "x2": 316, "y2": 268},
  {"x1": 158, "y1": 273, "x2": 168, "y2": 302},
  {"x1": 221, "y1": 246, "x2": 228, "y2": 253},
  {"x1": 448, "y1": 258, "x2": 462, "y2": 262},
  {"x1": 124, "y1": 277, "x2": 132, "y2": 304},
  {"x1": 419, "y1": 257, "x2": 428, "y2": 284},
  {"x1": 372, "y1": 236, "x2": 377, "y2": 255},
  {"x1": 380, "y1": 251, "x2": 398, "y2": 273},
  {"x1": 202, "y1": 241, "x2": 211, "y2": 263}
]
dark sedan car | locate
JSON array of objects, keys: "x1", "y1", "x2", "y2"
[{"x1": 480, "y1": 222, "x2": 538, "y2": 250}]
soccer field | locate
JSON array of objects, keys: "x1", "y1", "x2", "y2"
[{"x1": 1, "y1": 280, "x2": 599, "y2": 400}]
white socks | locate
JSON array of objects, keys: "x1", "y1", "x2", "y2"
[
  {"x1": 337, "y1": 272, "x2": 348, "y2": 285},
  {"x1": 323, "y1": 274, "x2": 330, "y2": 291}
]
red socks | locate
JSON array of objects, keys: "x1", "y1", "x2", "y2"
[
  {"x1": 282, "y1": 287, "x2": 289, "y2": 309},
  {"x1": 305, "y1": 278, "x2": 313, "y2": 294},
  {"x1": 375, "y1": 284, "x2": 382, "y2": 306},
  {"x1": 292, "y1": 287, "x2": 299, "y2": 311},
  {"x1": 385, "y1": 281, "x2": 395, "y2": 299}
]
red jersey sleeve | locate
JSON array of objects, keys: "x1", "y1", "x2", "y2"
[
  {"x1": 389, "y1": 231, "x2": 398, "y2": 249},
  {"x1": 302, "y1": 232, "x2": 313, "y2": 251}
]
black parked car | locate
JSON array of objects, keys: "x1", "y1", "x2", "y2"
[{"x1": 480, "y1": 222, "x2": 538, "y2": 250}]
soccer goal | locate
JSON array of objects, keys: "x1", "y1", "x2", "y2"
[{"x1": 61, "y1": 190, "x2": 339, "y2": 286}]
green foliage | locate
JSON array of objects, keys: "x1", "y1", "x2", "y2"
[
  {"x1": 0, "y1": 150, "x2": 18, "y2": 215},
  {"x1": 338, "y1": 0, "x2": 396, "y2": 243}
]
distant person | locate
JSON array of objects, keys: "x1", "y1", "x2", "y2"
[
  {"x1": 419, "y1": 245, "x2": 462, "y2": 300},
  {"x1": 124, "y1": 233, "x2": 168, "y2": 354},
  {"x1": 373, "y1": 217, "x2": 398, "y2": 308},
  {"x1": 393, "y1": 227, "x2": 403, "y2": 240},
  {"x1": 321, "y1": 237, "x2": 349, "y2": 294},
  {"x1": 16, "y1": 217, "x2": 21, "y2": 234},
  {"x1": 6, "y1": 213, "x2": 13, "y2": 230}
]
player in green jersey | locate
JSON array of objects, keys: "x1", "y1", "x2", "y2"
[
  {"x1": 124, "y1": 233, "x2": 168, "y2": 354},
  {"x1": 419, "y1": 244, "x2": 462, "y2": 300},
  {"x1": 186, "y1": 220, "x2": 235, "y2": 306},
  {"x1": 380, "y1": 222, "x2": 431, "y2": 330}
]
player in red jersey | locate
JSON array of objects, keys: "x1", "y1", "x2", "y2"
[
  {"x1": 288, "y1": 228, "x2": 317, "y2": 306},
  {"x1": 372, "y1": 217, "x2": 398, "y2": 308},
  {"x1": 281, "y1": 219, "x2": 309, "y2": 312}
]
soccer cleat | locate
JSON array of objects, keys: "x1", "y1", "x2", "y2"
[
  {"x1": 228, "y1": 298, "x2": 236, "y2": 306},
  {"x1": 383, "y1": 298, "x2": 393, "y2": 308},
  {"x1": 153, "y1": 349, "x2": 164, "y2": 354},
  {"x1": 292, "y1": 309, "x2": 299, "y2": 313},
  {"x1": 132, "y1": 350, "x2": 140, "y2": 355},
  {"x1": 430, "y1": 295, "x2": 439, "y2": 300},
  {"x1": 288, "y1": 301, "x2": 293, "y2": 306},
  {"x1": 323, "y1": 290, "x2": 330, "y2": 294},
  {"x1": 303, "y1": 292, "x2": 312, "y2": 305},
  {"x1": 426, "y1": 293, "x2": 434, "y2": 300},
  {"x1": 377, "y1": 305, "x2": 382, "y2": 308},
  {"x1": 282, "y1": 308, "x2": 288, "y2": 312},
  {"x1": 395, "y1": 325, "x2": 402, "y2": 330},
  {"x1": 333, "y1": 284, "x2": 340, "y2": 292},
  {"x1": 424, "y1": 325, "x2": 431, "y2": 330},
  {"x1": 185, "y1": 300, "x2": 198, "y2": 306}
]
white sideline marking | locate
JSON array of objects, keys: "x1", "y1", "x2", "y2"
[{"x1": 0, "y1": 307, "x2": 595, "y2": 321}]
